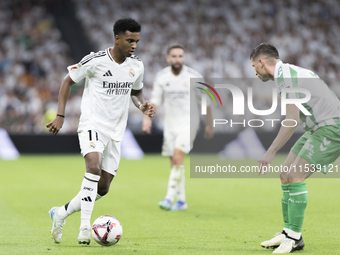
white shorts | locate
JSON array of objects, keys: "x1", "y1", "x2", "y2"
[
  {"x1": 161, "y1": 129, "x2": 195, "y2": 156},
  {"x1": 78, "y1": 128, "x2": 121, "y2": 176}
]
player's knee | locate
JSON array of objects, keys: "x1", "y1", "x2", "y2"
[
  {"x1": 286, "y1": 172, "x2": 305, "y2": 183},
  {"x1": 280, "y1": 171, "x2": 288, "y2": 180},
  {"x1": 172, "y1": 155, "x2": 183, "y2": 165},
  {"x1": 86, "y1": 163, "x2": 101, "y2": 175},
  {"x1": 287, "y1": 176, "x2": 304, "y2": 183}
]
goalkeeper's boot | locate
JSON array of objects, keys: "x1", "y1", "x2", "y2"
[
  {"x1": 158, "y1": 198, "x2": 172, "y2": 211},
  {"x1": 48, "y1": 207, "x2": 65, "y2": 243},
  {"x1": 273, "y1": 236, "x2": 304, "y2": 254},
  {"x1": 78, "y1": 226, "x2": 91, "y2": 245},
  {"x1": 171, "y1": 201, "x2": 188, "y2": 211},
  {"x1": 261, "y1": 232, "x2": 287, "y2": 249}
]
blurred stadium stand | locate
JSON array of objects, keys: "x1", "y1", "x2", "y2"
[{"x1": 1, "y1": 0, "x2": 340, "y2": 153}]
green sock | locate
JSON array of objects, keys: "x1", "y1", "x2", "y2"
[
  {"x1": 288, "y1": 182, "x2": 308, "y2": 234},
  {"x1": 281, "y1": 184, "x2": 290, "y2": 229}
]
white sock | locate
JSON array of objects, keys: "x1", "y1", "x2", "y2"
[
  {"x1": 176, "y1": 172, "x2": 186, "y2": 202},
  {"x1": 165, "y1": 165, "x2": 184, "y2": 202},
  {"x1": 288, "y1": 229, "x2": 301, "y2": 240},
  {"x1": 57, "y1": 191, "x2": 81, "y2": 219},
  {"x1": 283, "y1": 228, "x2": 290, "y2": 235},
  {"x1": 80, "y1": 173, "x2": 100, "y2": 228},
  {"x1": 57, "y1": 192, "x2": 104, "y2": 220}
]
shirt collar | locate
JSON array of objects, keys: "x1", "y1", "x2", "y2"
[{"x1": 274, "y1": 60, "x2": 283, "y2": 79}]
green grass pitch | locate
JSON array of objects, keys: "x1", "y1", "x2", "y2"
[{"x1": 0, "y1": 154, "x2": 339, "y2": 254}]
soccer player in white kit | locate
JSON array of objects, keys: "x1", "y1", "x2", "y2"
[
  {"x1": 46, "y1": 18, "x2": 155, "y2": 245},
  {"x1": 142, "y1": 44, "x2": 214, "y2": 211},
  {"x1": 251, "y1": 43, "x2": 340, "y2": 253}
]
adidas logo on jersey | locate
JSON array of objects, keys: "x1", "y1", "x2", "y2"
[{"x1": 103, "y1": 70, "x2": 113, "y2": 76}]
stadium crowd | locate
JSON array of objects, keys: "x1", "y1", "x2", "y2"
[
  {"x1": 1, "y1": 0, "x2": 340, "y2": 133},
  {"x1": 0, "y1": 0, "x2": 80, "y2": 134}
]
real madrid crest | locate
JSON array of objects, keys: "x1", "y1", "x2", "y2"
[{"x1": 129, "y1": 68, "x2": 135, "y2": 78}]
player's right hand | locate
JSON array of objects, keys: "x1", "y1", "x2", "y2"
[
  {"x1": 140, "y1": 101, "x2": 156, "y2": 118},
  {"x1": 142, "y1": 115, "x2": 152, "y2": 134},
  {"x1": 257, "y1": 150, "x2": 276, "y2": 175},
  {"x1": 46, "y1": 116, "x2": 64, "y2": 135}
]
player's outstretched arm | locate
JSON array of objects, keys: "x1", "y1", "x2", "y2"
[
  {"x1": 46, "y1": 74, "x2": 75, "y2": 135},
  {"x1": 131, "y1": 89, "x2": 156, "y2": 118},
  {"x1": 258, "y1": 104, "x2": 300, "y2": 174},
  {"x1": 204, "y1": 105, "x2": 214, "y2": 139}
]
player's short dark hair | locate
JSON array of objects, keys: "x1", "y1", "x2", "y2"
[
  {"x1": 113, "y1": 18, "x2": 141, "y2": 35},
  {"x1": 167, "y1": 44, "x2": 185, "y2": 55},
  {"x1": 250, "y1": 43, "x2": 279, "y2": 60}
]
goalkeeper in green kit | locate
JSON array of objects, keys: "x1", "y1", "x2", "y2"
[{"x1": 250, "y1": 43, "x2": 340, "y2": 254}]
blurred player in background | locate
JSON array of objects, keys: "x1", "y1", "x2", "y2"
[
  {"x1": 46, "y1": 18, "x2": 155, "y2": 245},
  {"x1": 142, "y1": 44, "x2": 214, "y2": 211},
  {"x1": 251, "y1": 43, "x2": 340, "y2": 253}
]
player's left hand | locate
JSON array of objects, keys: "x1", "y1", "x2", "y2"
[
  {"x1": 46, "y1": 115, "x2": 64, "y2": 135},
  {"x1": 204, "y1": 124, "x2": 214, "y2": 140},
  {"x1": 140, "y1": 101, "x2": 155, "y2": 118},
  {"x1": 257, "y1": 150, "x2": 276, "y2": 175}
]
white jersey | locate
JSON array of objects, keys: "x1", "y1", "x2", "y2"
[
  {"x1": 150, "y1": 65, "x2": 203, "y2": 132},
  {"x1": 68, "y1": 48, "x2": 144, "y2": 141},
  {"x1": 274, "y1": 61, "x2": 340, "y2": 131}
]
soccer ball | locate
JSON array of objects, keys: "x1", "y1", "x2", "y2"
[{"x1": 92, "y1": 215, "x2": 123, "y2": 246}]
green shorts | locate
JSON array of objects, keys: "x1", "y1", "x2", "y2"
[{"x1": 291, "y1": 125, "x2": 340, "y2": 173}]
